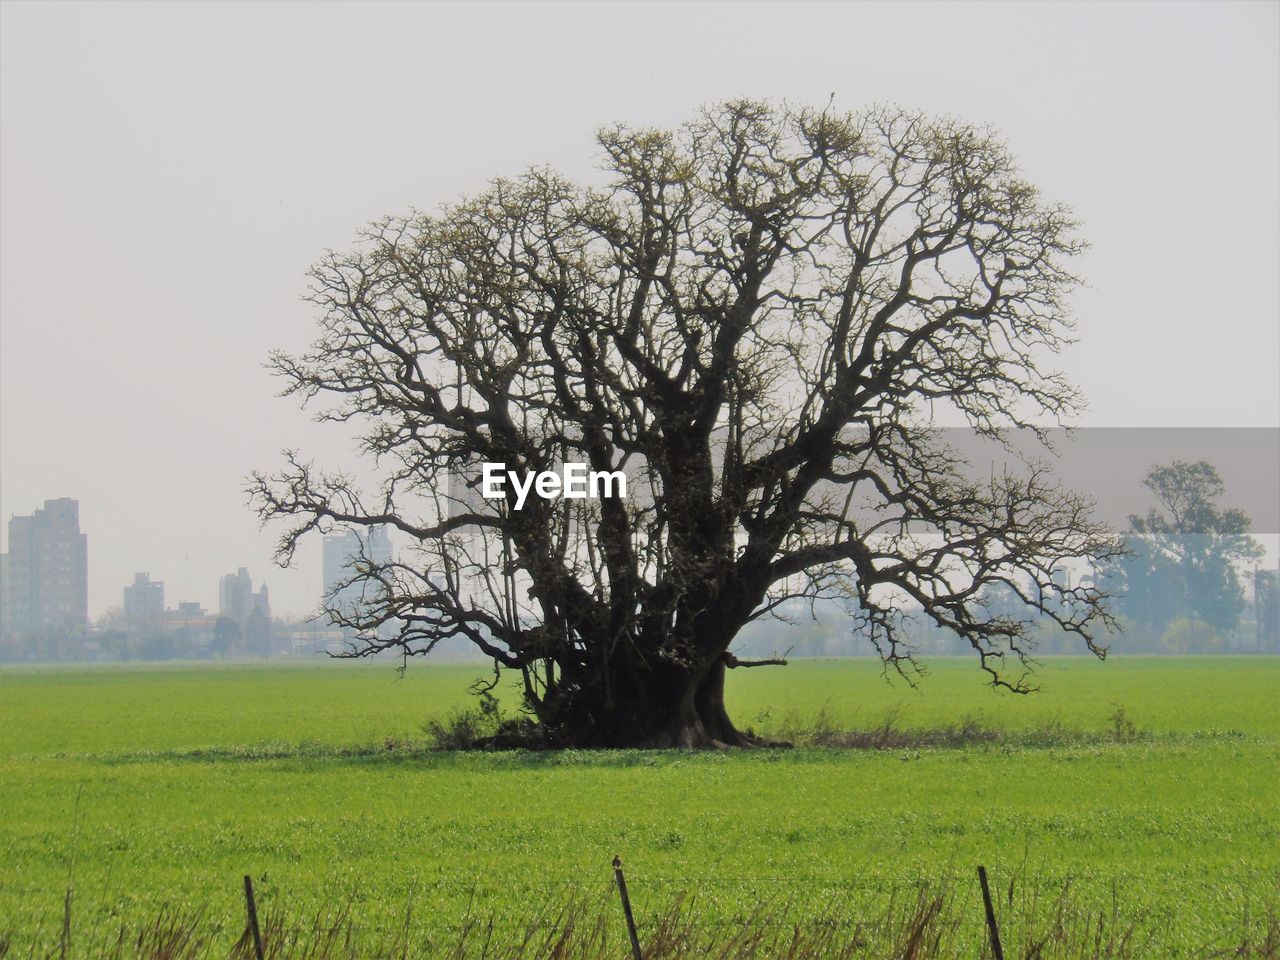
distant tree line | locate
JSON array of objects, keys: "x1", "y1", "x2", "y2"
[
  {"x1": 89, "y1": 609, "x2": 276, "y2": 661},
  {"x1": 1, "y1": 612, "x2": 292, "y2": 663}
]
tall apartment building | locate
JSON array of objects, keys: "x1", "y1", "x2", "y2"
[
  {"x1": 1, "y1": 498, "x2": 89, "y2": 642},
  {"x1": 218, "y1": 567, "x2": 269, "y2": 624},
  {"x1": 322, "y1": 526, "x2": 392, "y2": 632},
  {"x1": 123, "y1": 572, "x2": 165, "y2": 620},
  {"x1": 216, "y1": 566, "x2": 271, "y2": 654}
]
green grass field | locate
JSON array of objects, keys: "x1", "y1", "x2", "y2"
[{"x1": 1, "y1": 657, "x2": 1276, "y2": 956}]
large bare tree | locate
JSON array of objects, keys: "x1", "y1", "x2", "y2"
[{"x1": 253, "y1": 101, "x2": 1118, "y2": 748}]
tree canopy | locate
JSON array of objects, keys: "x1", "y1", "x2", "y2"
[
  {"x1": 253, "y1": 101, "x2": 1118, "y2": 747},
  {"x1": 1105, "y1": 460, "x2": 1263, "y2": 646}
]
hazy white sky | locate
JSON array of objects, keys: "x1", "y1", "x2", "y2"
[{"x1": 2, "y1": 0, "x2": 1277, "y2": 618}]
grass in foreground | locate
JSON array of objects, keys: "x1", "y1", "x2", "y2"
[
  {"x1": 3, "y1": 878, "x2": 1278, "y2": 959},
  {"x1": 0, "y1": 657, "x2": 1276, "y2": 957}
]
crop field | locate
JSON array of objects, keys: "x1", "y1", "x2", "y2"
[{"x1": 0, "y1": 656, "x2": 1277, "y2": 957}]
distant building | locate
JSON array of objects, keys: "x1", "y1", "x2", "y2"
[
  {"x1": 322, "y1": 526, "x2": 392, "y2": 634},
  {"x1": 216, "y1": 567, "x2": 271, "y2": 653},
  {"x1": 1, "y1": 498, "x2": 88, "y2": 644},
  {"x1": 321, "y1": 531, "x2": 357, "y2": 613},
  {"x1": 0, "y1": 553, "x2": 8, "y2": 642},
  {"x1": 218, "y1": 567, "x2": 268, "y2": 624},
  {"x1": 123, "y1": 572, "x2": 164, "y2": 620},
  {"x1": 157, "y1": 601, "x2": 216, "y2": 654},
  {"x1": 252, "y1": 583, "x2": 270, "y2": 622},
  {"x1": 218, "y1": 567, "x2": 252, "y2": 622}
]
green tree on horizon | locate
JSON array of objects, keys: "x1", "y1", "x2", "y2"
[{"x1": 1105, "y1": 460, "x2": 1262, "y2": 650}]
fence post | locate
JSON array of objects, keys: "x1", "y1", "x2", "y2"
[
  {"x1": 59, "y1": 888, "x2": 72, "y2": 960},
  {"x1": 243, "y1": 874, "x2": 265, "y2": 960},
  {"x1": 612, "y1": 855, "x2": 643, "y2": 960},
  {"x1": 977, "y1": 865, "x2": 1004, "y2": 960}
]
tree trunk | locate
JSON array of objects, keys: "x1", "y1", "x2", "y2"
[
  {"x1": 655, "y1": 660, "x2": 754, "y2": 749},
  {"x1": 548, "y1": 656, "x2": 770, "y2": 749}
]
